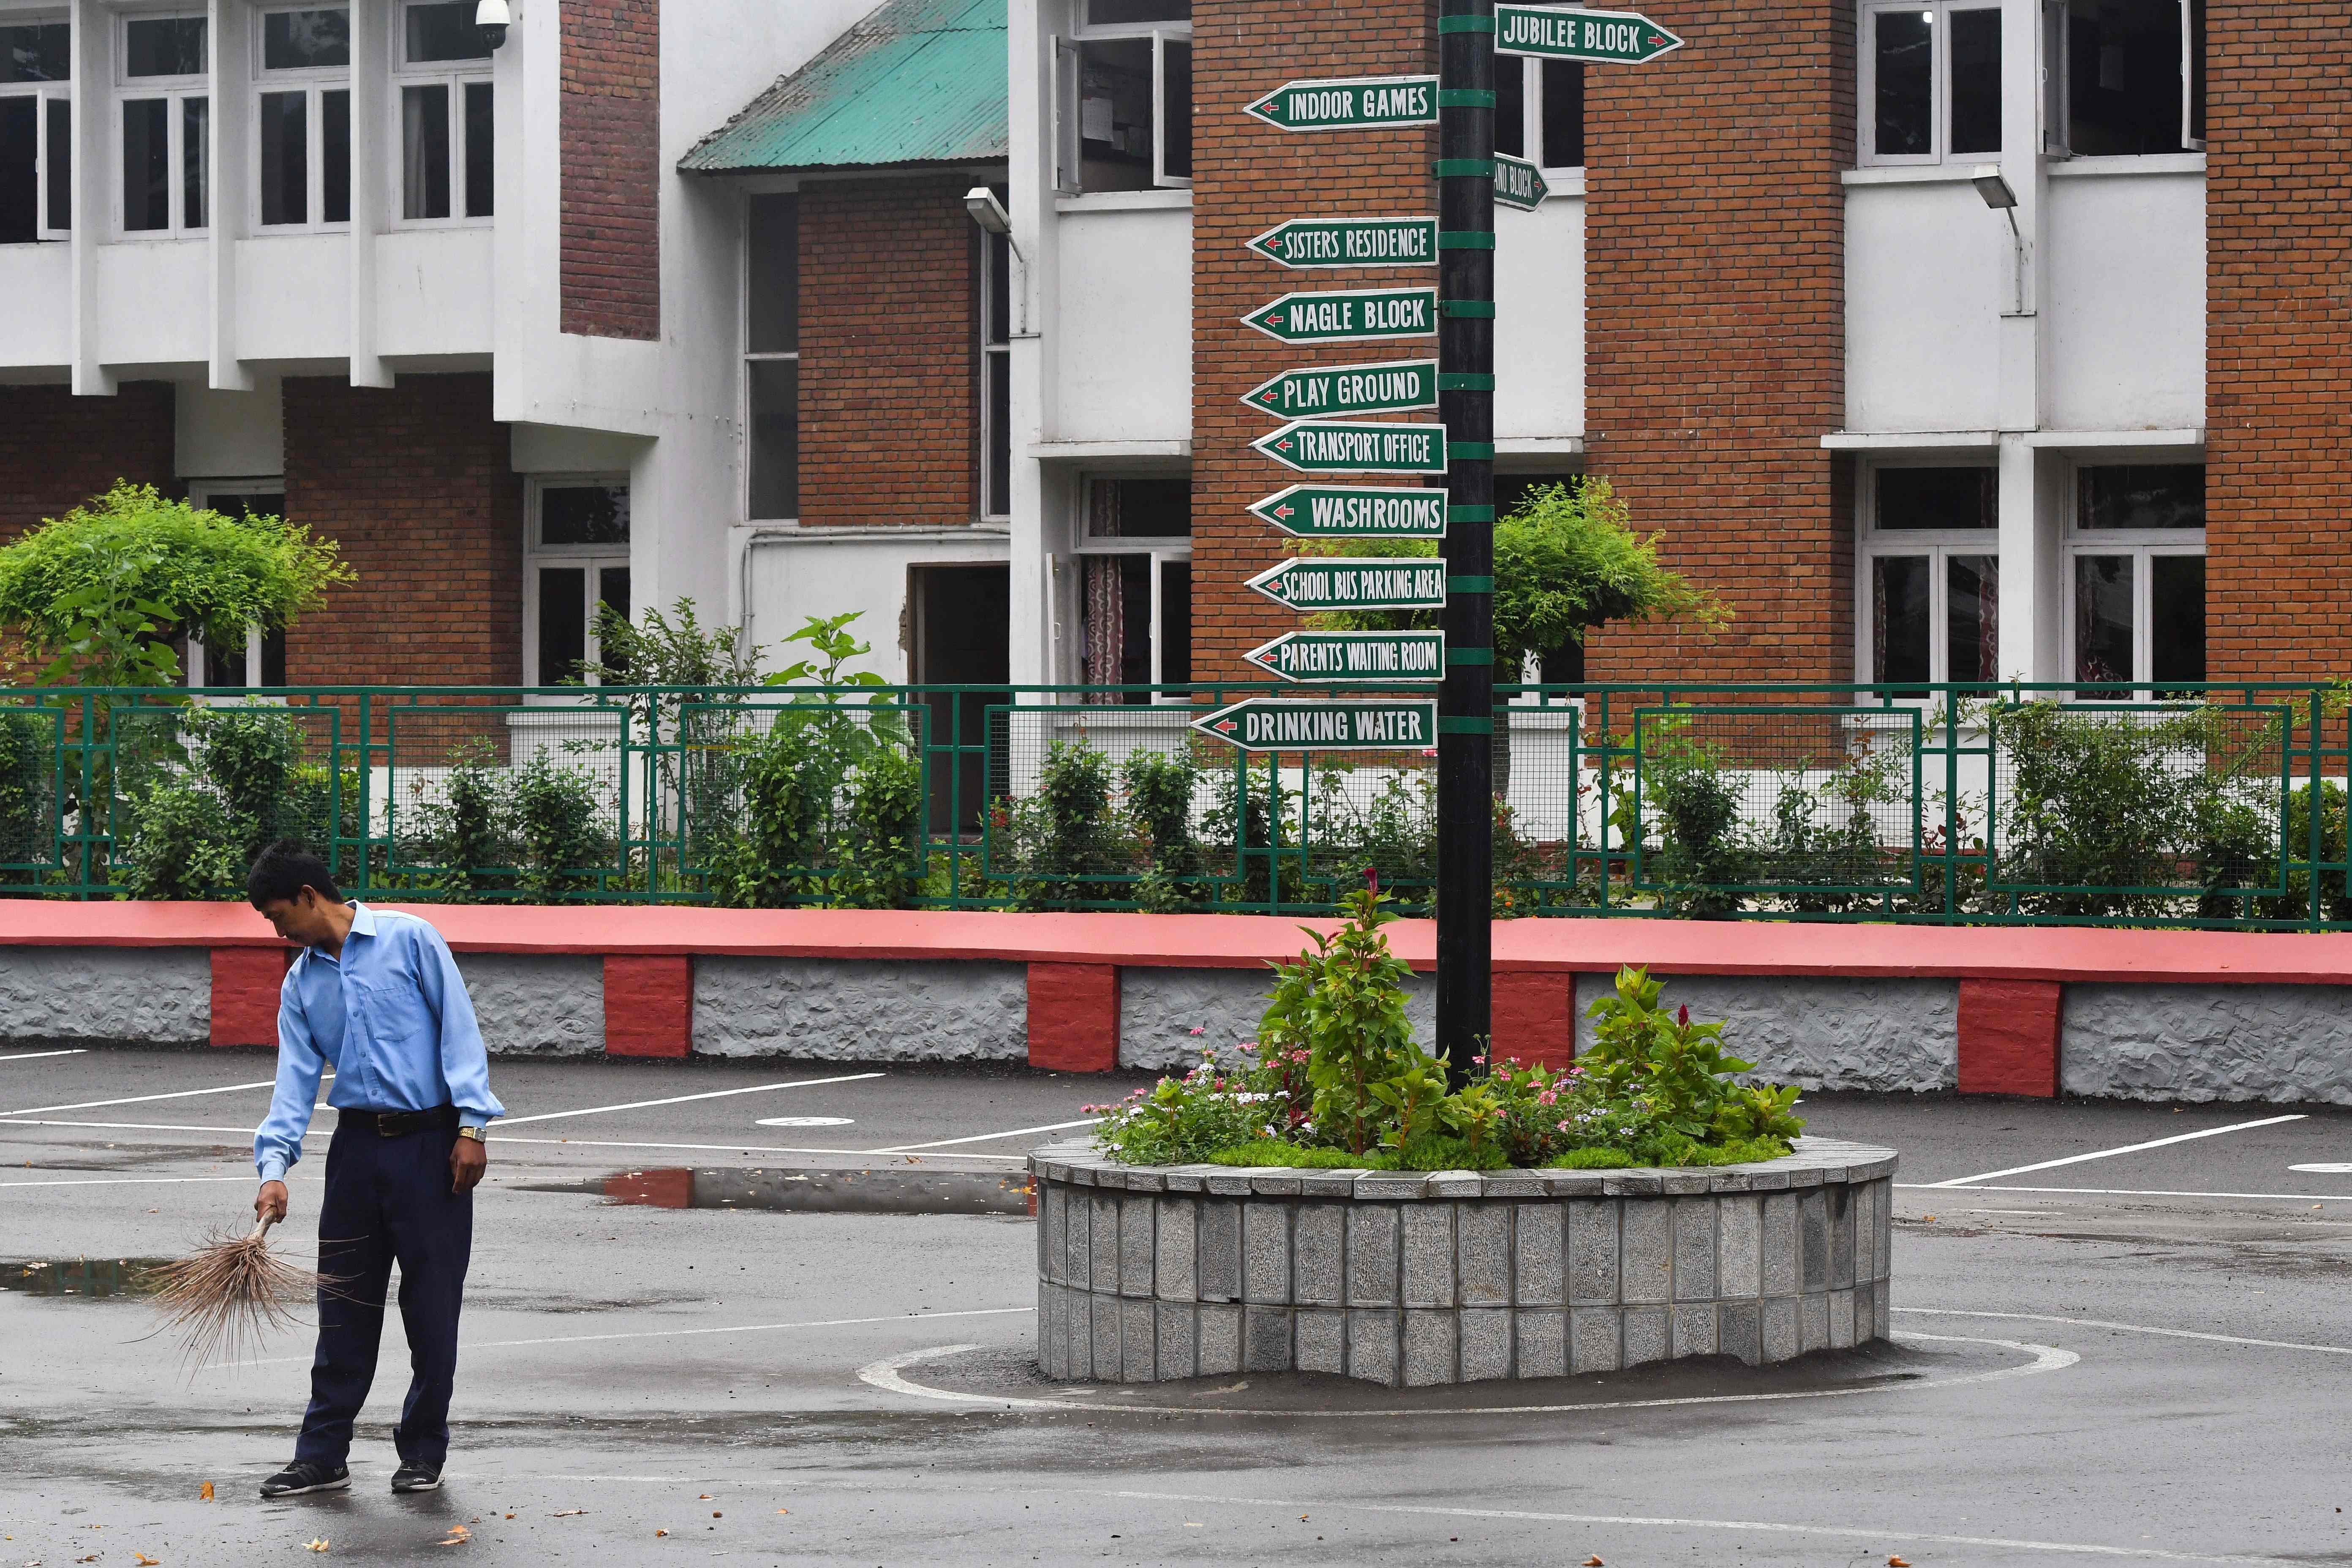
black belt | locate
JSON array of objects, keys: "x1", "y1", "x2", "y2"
[{"x1": 342, "y1": 1105, "x2": 459, "y2": 1138}]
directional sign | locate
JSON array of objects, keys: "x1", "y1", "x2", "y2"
[
  {"x1": 1495, "y1": 153, "x2": 1548, "y2": 211},
  {"x1": 1253, "y1": 420, "x2": 1448, "y2": 475},
  {"x1": 1247, "y1": 556, "x2": 1448, "y2": 612},
  {"x1": 1250, "y1": 485, "x2": 1450, "y2": 538},
  {"x1": 1194, "y1": 698, "x2": 1439, "y2": 753},
  {"x1": 1495, "y1": 4, "x2": 1685, "y2": 64},
  {"x1": 1244, "y1": 287, "x2": 1438, "y2": 345},
  {"x1": 1247, "y1": 630, "x2": 1446, "y2": 683},
  {"x1": 1242, "y1": 359, "x2": 1437, "y2": 421},
  {"x1": 1245, "y1": 215, "x2": 1439, "y2": 270},
  {"x1": 1243, "y1": 75, "x2": 1438, "y2": 132}
]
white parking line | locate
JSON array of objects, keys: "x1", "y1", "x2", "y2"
[
  {"x1": 1925, "y1": 1114, "x2": 2308, "y2": 1188},
  {"x1": 0, "y1": 1173, "x2": 309, "y2": 1189},
  {"x1": 0, "y1": 1118, "x2": 319, "y2": 1136},
  {"x1": 1898, "y1": 1181, "x2": 2352, "y2": 1204},
  {"x1": 0, "y1": 1117, "x2": 1030, "y2": 1161},
  {"x1": 1895, "y1": 1306, "x2": 2352, "y2": 1358},
  {"x1": 0, "y1": 1078, "x2": 288, "y2": 1117},
  {"x1": 494, "y1": 1073, "x2": 886, "y2": 1127},
  {"x1": 0, "y1": 1049, "x2": 88, "y2": 1063},
  {"x1": 871, "y1": 1117, "x2": 1101, "y2": 1152}
]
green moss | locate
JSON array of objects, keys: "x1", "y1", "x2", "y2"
[
  {"x1": 1541, "y1": 1135, "x2": 1794, "y2": 1171},
  {"x1": 1205, "y1": 1141, "x2": 1397, "y2": 1170},
  {"x1": 1544, "y1": 1146, "x2": 1638, "y2": 1170}
]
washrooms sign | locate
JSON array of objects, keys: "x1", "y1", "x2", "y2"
[{"x1": 1249, "y1": 485, "x2": 1450, "y2": 538}]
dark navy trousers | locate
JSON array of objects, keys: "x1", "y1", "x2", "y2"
[{"x1": 293, "y1": 1119, "x2": 473, "y2": 1471}]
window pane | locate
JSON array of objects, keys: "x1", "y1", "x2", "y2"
[
  {"x1": 2068, "y1": 0, "x2": 2186, "y2": 155},
  {"x1": 1118, "y1": 553, "x2": 1151, "y2": 692},
  {"x1": 405, "y1": 0, "x2": 494, "y2": 61},
  {"x1": 182, "y1": 96, "x2": 207, "y2": 229},
  {"x1": 2074, "y1": 554, "x2": 2134, "y2": 689},
  {"x1": 259, "y1": 626, "x2": 286, "y2": 688},
  {"x1": 745, "y1": 193, "x2": 798, "y2": 353},
  {"x1": 259, "y1": 92, "x2": 306, "y2": 225},
  {"x1": 984, "y1": 230, "x2": 1010, "y2": 346},
  {"x1": 1946, "y1": 553, "x2": 2000, "y2": 683},
  {"x1": 1541, "y1": 60, "x2": 1584, "y2": 166},
  {"x1": 1158, "y1": 38, "x2": 1190, "y2": 179},
  {"x1": 262, "y1": 9, "x2": 350, "y2": 70},
  {"x1": 1111, "y1": 477, "x2": 1190, "y2": 537},
  {"x1": 1159, "y1": 558, "x2": 1191, "y2": 686},
  {"x1": 203, "y1": 631, "x2": 248, "y2": 689},
  {"x1": 125, "y1": 18, "x2": 206, "y2": 78},
  {"x1": 1494, "y1": 56, "x2": 1525, "y2": 159},
  {"x1": 1078, "y1": 38, "x2": 1153, "y2": 191},
  {"x1": 540, "y1": 485, "x2": 630, "y2": 544},
  {"x1": 985, "y1": 352, "x2": 1011, "y2": 517},
  {"x1": 1873, "y1": 9, "x2": 1934, "y2": 157},
  {"x1": 321, "y1": 90, "x2": 348, "y2": 222},
  {"x1": 2150, "y1": 555, "x2": 2205, "y2": 686},
  {"x1": 748, "y1": 358, "x2": 799, "y2": 519},
  {"x1": 1876, "y1": 466, "x2": 1997, "y2": 531},
  {"x1": 44, "y1": 99, "x2": 67, "y2": 231},
  {"x1": 402, "y1": 84, "x2": 450, "y2": 219},
  {"x1": 0, "y1": 98, "x2": 33, "y2": 245},
  {"x1": 1949, "y1": 8, "x2": 2002, "y2": 155},
  {"x1": 537, "y1": 567, "x2": 587, "y2": 684},
  {"x1": 462, "y1": 81, "x2": 492, "y2": 216},
  {"x1": 596, "y1": 566, "x2": 632, "y2": 676},
  {"x1": 2079, "y1": 464, "x2": 2204, "y2": 529},
  {"x1": 0, "y1": 23, "x2": 69, "y2": 84},
  {"x1": 1872, "y1": 555, "x2": 1933, "y2": 687},
  {"x1": 122, "y1": 99, "x2": 169, "y2": 231},
  {"x1": 2186, "y1": 0, "x2": 2205, "y2": 142},
  {"x1": 1087, "y1": 0, "x2": 1188, "y2": 21}
]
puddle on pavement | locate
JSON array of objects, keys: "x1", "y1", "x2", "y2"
[
  {"x1": 523, "y1": 1167, "x2": 1036, "y2": 1217},
  {"x1": 1, "y1": 1257, "x2": 167, "y2": 1300}
]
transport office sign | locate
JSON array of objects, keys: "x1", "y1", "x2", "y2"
[
  {"x1": 1193, "y1": 698, "x2": 1439, "y2": 753},
  {"x1": 1243, "y1": 74, "x2": 1439, "y2": 131},
  {"x1": 1253, "y1": 419, "x2": 1448, "y2": 474}
]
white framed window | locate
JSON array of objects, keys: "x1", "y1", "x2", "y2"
[
  {"x1": 2065, "y1": 462, "x2": 2205, "y2": 693},
  {"x1": 743, "y1": 191, "x2": 798, "y2": 523},
  {"x1": 115, "y1": 13, "x2": 207, "y2": 235},
  {"x1": 978, "y1": 209, "x2": 1010, "y2": 521},
  {"x1": 1077, "y1": 475, "x2": 1190, "y2": 700},
  {"x1": 1859, "y1": 1, "x2": 2003, "y2": 167},
  {"x1": 525, "y1": 477, "x2": 631, "y2": 688},
  {"x1": 185, "y1": 483, "x2": 290, "y2": 690},
  {"x1": 2046, "y1": 0, "x2": 2203, "y2": 158},
  {"x1": 392, "y1": 0, "x2": 491, "y2": 224},
  {"x1": 253, "y1": 5, "x2": 350, "y2": 229},
  {"x1": 0, "y1": 17, "x2": 70, "y2": 244},
  {"x1": 1056, "y1": 1, "x2": 1190, "y2": 194},
  {"x1": 1857, "y1": 463, "x2": 2002, "y2": 688},
  {"x1": 1494, "y1": 57, "x2": 1583, "y2": 172}
]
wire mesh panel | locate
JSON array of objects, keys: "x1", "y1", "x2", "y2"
[
  {"x1": 1630, "y1": 705, "x2": 1923, "y2": 898},
  {"x1": 381, "y1": 703, "x2": 630, "y2": 900},
  {"x1": 0, "y1": 703, "x2": 66, "y2": 877},
  {"x1": 108, "y1": 703, "x2": 351, "y2": 895},
  {"x1": 1987, "y1": 701, "x2": 2290, "y2": 900}
]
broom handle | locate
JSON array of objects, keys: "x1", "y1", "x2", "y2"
[{"x1": 250, "y1": 1213, "x2": 278, "y2": 1241}]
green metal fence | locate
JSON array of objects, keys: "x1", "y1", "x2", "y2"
[{"x1": 7, "y1": 680, "x2": 2349, "y2": 931}]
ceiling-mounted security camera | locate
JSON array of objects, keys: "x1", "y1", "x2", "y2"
[{"x1": 475, "y1": 0, "x2": 510, "y2": 49}]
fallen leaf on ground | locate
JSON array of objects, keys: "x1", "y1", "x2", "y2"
[
  {"x1": 305, "y1": 1541, "x2": 330, "y2": 1554},
  {"x1": 1583, "y1": 1557, "x2": 1605, "y2": 1566},
  {"x1": 654, "y1": 1530, "x2": 668, "y2": 1538},
  {"x1": 1889, "y1": 1559, "x2": 1912, "y2": 1567},
  {"x1": 775, "y1": 1510, "x2": 788, "y2": 1516},
  {"x1": 198, "y1": 1481, "x2": 214, "y2": 1502},
  {"x1": 434, "y1": 1524, "x2": 469, "y2": 1547},
  {"x1": 551, "y1": 1511, "x2": 587, "y2": 1519},
  {"x1": 698, "y1": 1494, "x2": 712, "y2": 1501},
  {"x1": 135, "y1": 1554, "x2": 159, "y2": 1566}
]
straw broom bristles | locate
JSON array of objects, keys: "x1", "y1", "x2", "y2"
[{"x1": 143, "y1": 1214, "x2": 326, "y2": 1369}]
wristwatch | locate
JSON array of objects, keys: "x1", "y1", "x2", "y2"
[{"x1": 457, "y1": 1126, "x2": 486, "y2": 1143}]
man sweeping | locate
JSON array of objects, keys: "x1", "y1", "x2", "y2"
[{"x1": 245, "y1": 841, "x2": 504, "y2": 1499}]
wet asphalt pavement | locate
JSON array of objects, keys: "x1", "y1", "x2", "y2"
[{"x1": 5, "y1": 1048, "x2": 2352, "y2": 1565}]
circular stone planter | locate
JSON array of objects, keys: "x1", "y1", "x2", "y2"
[{"x1": 1029, "y1": 1136, "x2": 1897, "y2": 1388}]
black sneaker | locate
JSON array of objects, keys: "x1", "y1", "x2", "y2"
[
  {"x1": 259, "y1": 1461, "x2": 350, "y2": 1498},
  {"x1": 390, "y1": 1464, "x2": 442, "y2": 1494}
]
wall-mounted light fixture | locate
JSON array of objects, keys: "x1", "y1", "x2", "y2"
[
  {"x1": 1972, "y1": 165, "x2": 2028, "y2": 316},
  {"x1": 964, "y1": 186, "x2": 1029, "y2": 335}
]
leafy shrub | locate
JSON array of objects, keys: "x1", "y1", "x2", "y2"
[
  {"x1": 1001, "y1": 740, "x2": 1134, "y2": 910},
  {"x1": 0, "y1": 708, "x2": 54, "y2": 866},
  {"x1": 118, "y1": 775, "x2": 247, "y2": 900},
  {"x1": 509, "y1": 751, "x2": 610, "y2": 902}
]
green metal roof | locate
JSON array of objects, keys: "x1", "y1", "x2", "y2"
[{"x1": 682, "y1": 0, "x2": 1007, "y2": 174}]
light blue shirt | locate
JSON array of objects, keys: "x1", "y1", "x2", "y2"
[{"x1": 254, "y1": 904, "x2": 504, "y2": 1183}]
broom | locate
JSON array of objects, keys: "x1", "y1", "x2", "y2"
[{"x1": 143, "y1": 1213, "x2": 327, "y2": 1369}]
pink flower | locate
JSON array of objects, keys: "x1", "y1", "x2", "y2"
[
  {"x1": 1362, "y1": 866, "x2": 1380, "y2": 894},
  {"x1": 1472, "y1": 1054, "x2": 1487, "y2": 1065},
  {"x1": 1677, "y1": 1004, "x2": 1690, "y2": 1027},
  {"x1": 1189, "y1": 1026, "x2": 1207, "y2": 1037}
]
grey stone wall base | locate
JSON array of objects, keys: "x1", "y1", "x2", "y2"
[
  {"x1": 1121, "y1": 968, "x2": 1435, "y2": 1070},
  {"x1": 1034, "y1": 1137, "x2": 1898, "y2": 1387},
  {"x1": 1576, "y1": 973, "x2": 1958, "y2": 1093},
  {"x1": 2063, "y1": 983, "x2": 2352, "y2": 1106},
  {"x1": 0, "y1": 948, "x2": 210, "y2": 1044},
  {"x1": 693, "y1": 957, "x2": 1026, "y2": 1061},
  {"x1": 464, "y1": 955, "x2": 604, "y2": 1056}
]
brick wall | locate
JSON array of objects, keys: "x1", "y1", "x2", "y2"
[
  {"x1": 796, "y1": 177, "x2": 979, "y2": 527},
  {"x1": 0, "y1": 382, "x2": 177, "y2": 540},
  {"x1": 1582, "y1": 0, "x2": 1854, "y2": 685},
  {"x1": 282, "y1": 374, "x2": 523, "y2": 687},
  {"x1": 561, "y1": 0, "x2": 662, "y2": 341},
  {"x1": 2204, "y1": 3, "x2": 2351, "y2": 681},
  {"x1": 1192, "y1": 0, "x2": 1438, "y2": 680}
]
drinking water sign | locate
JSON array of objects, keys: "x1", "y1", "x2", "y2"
[
  {"x1": 1242, "y1": 359, "x2": 1438, "y2": 419},
  {"x1": 1494, "y1": 4, "x2": 1685, "y2": 63},
  {"x1": 1243, "y1": 75, "x2": 1439, "y2": 131},
  {"x1": 1192, "y1": 698, "x2": 1439, "y2": 754},
  {"x1": 1250, "y1": 485, "x2": 1449, "y2": 538},
  {"x1": 1244, "y1": 287, "x2": 1438, "y2": 344}
]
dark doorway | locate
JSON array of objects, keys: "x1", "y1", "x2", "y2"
[{"x1": 911, "y1": 563, "x2": 1010, "y2": 834}]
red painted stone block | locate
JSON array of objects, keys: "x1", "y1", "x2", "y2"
[
  {"x1": 210, "y1": 947, "x2": 290, "y2": 1048},
  {"x1": 1028, "y1": 962, "x2": 1121, "y2": 1073},
  {"x1": 1491, "y1": 970, "x2": 1576, "y2": 1070},
  {"x1": 605, "y1": 955, "x2": 692, "y2": 1058},
  {"x1": 604, "y1": 1168, "x2": 692, "y2": 1208},
  {"x1": 1958, "y1": 977, "x2": 2061, "y2": 1097}
]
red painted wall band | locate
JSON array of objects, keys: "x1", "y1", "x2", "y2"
[
  {"x1": 209, "y1": 946, "x2": 290, "y2": 1048},
  {"x1": 604, "y1": 955, "x2": 693, "y2": 1059},
  {"x1": 1957, "y1": 977, "x2": 2061, "y2": 1098},
  {"x1": 1491, "y1": 969, "x2": 1576, "y2": 1070},
  {"x1": 1028, "y1": 962, "x2": 1121, "y2": 1073}
]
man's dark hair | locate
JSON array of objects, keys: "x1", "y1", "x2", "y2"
[{"x1": 247, "y1": 840, "x2": 342, "y2": 909}]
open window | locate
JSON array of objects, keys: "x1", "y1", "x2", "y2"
[
  {"x1": 1858, "y1": 464, "x2": 2002, "y2": 689},
  {"x1": 1859, "y1": 1, "x2": 2002, "y2": 167},
  {"x1": 2066, "y1": 463, "x2": 2204, "y2": 695},
  {"x1": 1056, "y1": 0, "x2": 1190, "y2": 194},
  {"x1": 525, "y1": 478, "x2": 631, "y2": 687},
  {"x1": 2047, "y1": 0, "x2": 2202, "y2": 157},
  {"x1": 1076, "y1": 476, "x2": 1190, "y2": 702},
  {"x1": 0, "y1": 18, "x2": 69, "y2": 244}
]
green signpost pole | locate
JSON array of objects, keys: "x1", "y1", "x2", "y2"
[{"x1": 1435, "y1": 0, "x2": 1496, "y2": 1088}]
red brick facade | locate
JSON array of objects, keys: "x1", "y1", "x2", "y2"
[
  {"x1": 282, "y1": 373, "x2": 523, "y2": 687},
  {"x1": 0, "y1": 381, "x2": 176, "y2": 541},
  {"x1": 1582, "y1": 0, "x2": 1855, "y2": 685},
  {"x1": 561, "y1": 0, "x2": 663, "y2": 341},
  {"x1": 1191, "y1": 0, "x2": 1438, "y2": 680},
  {"x1": 795, "y1": 177, "x2": 980, "y2": 527},
  {"x1": 2204, "y1": 2, "x2": 2351, "y2": 683}
]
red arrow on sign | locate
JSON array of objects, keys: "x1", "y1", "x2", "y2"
[
  {"x1": 1274, "y1": 505, "x2": 1295, "y2": 518},
  {"x1": 1214, "y1": 719, "x2": 1237, "y2": 734}
]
